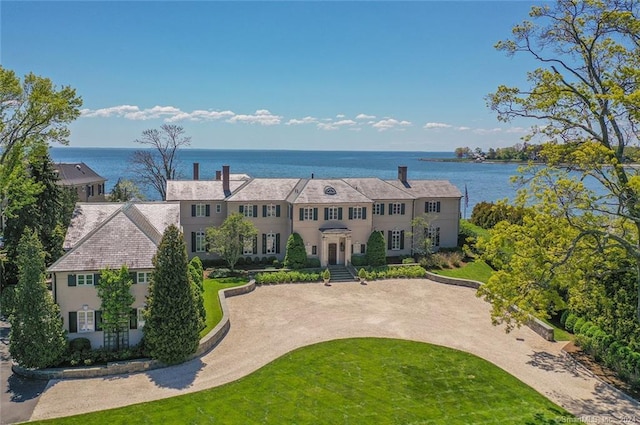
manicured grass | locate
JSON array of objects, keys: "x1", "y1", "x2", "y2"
[
  {"x1": 32, "y1": 338, "x2": 572, "y2": 425},
  {"x1": 541, "y1": 317, "x2": 573, "y2": 342},
  {"x1": 432, "y1": 260, "x2": 494, "y2": 283},
  {"x1": 200, "y1": 277, "x2": 248, "y2": 337}
]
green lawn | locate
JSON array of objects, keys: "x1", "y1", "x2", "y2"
[
  {"x1": 541, "y1": 317, "x2": 573, "y2": 342},
  {"x1": 200, "y1": 277, "x2": 248, "y2": 337},
  {"x1": 432, "y1": 260, "x2": 494, "y2": 283},
  {"x1": 32, "y1": 338, "x2": 572, "y2": 424}
]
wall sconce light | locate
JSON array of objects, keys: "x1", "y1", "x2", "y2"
[
  {"x1": 340, "y1": 242, "x2": 345, "y2": 251},
  {"x1": 82, "y1": 304, "x2": 88, "y2": 311}
]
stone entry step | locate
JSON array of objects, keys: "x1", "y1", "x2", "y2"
[{"x1": 327, "y1": 265, "x2": 356, "y2": 282}]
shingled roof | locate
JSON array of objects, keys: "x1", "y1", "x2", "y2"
[
  {"x1": 54, "y1": 163, "x2": 106, "y2": 186},
  {"x1": 166, "y1": 180, "x2": 247, "y2": 201},
  {"x1": 49, "y1": 202, "x2": 180, "y2": 272},
  {"x1": 342, "y1": 178, "x2": 415, "y2": 200},
  {"x1": 292, "y1": 179, "x2": 372, "y2": 204},
  {"x1": 227, "y1": 178, "x2": 300, "y2": 202},
  {"x1": 385, "y1": 179, "x2": 462, "y2": 198}
]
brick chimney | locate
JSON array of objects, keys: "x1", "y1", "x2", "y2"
[
  {"x1": 398, "y1": 166, "x2": 408, "y2": 182},
  {"x1": 222, "y1": 165, "x2": 230, "y2": 196},
  {"x1": 215, "y1": 170, "x2": 222, "y2": 180},
  {"x1": 193, "y1": 163, "x2": 200, "y2": 180}
]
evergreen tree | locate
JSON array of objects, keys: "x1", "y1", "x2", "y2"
[
  {"x1": 144, "y1": 225, "x2": 200, "y2": 364},
  {"x1": 97, "y1": 266, "x2": 135, "y2": 351},
  {"x1": 3, "y1": 143, "x2": 74, "y2": 285},
  {"x1": 9, "y1": 228, "x2": 66, "y2": 368},
  {"x1": 365, "y1": 231, "x2": 386, "y2": 267},
  {"x1": 283, "y1": 233, "x2": 307, "y2": 269},
  {"x1": 189, "y1": 256, "x2": 204, "y2": 291},
  {"x1": 188, "y1": 262, "x2": 206, "y2": 331}
]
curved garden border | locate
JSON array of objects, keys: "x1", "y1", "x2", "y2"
[{"x1": 12, "y1": 281, "x2": 256, "y2": 380}]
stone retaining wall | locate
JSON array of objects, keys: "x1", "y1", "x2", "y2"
[
  {"x1": 425, "y1": 271, "x2": 554, "y2": 341},
  {"x1": 13, "y1": 281, "x2": 256, "y2": 380}
]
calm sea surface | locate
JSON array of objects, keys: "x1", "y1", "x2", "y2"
[{"x1": 50, "y1": 148, "x2": 527, "y2": 213}]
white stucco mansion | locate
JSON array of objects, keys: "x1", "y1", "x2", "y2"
[{"x1": 48, "y1": 164, "x2": 462, "y2": 348}]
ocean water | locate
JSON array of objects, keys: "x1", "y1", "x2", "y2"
[{"x1": 49, "y1": 147, "x2": 526, "y2": 213}]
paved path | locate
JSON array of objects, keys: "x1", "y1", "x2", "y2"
[
  {"x1": 30, "y1": 280, "x2": 640, "y2": 424},
  {"x1": 0, "y1": 320, "x2": 49, "y2": 425}
]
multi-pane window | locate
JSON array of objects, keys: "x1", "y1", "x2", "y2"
[
  {"x1": 265, "y1": 233, "x2": 277, "y2": 255},
  {"x1": 243, "y1": 205, "x2": 254, "y2": 217},
  {"x1": 195, "y1": 203, "x2": 207, "y2": 217},
  {"x1": 373, "y1": 203, "x2": 384, "y2": 215},
  {"x1": 243, "y1": 236, "x2": 254, "y2": 255},
  {"x1": 195, "y1": 231, "x2": 206, "y2": 252},
  {"x1": 425, "y1": 201, "x2": 441, "y2": 213},
  {"x1": 266, "y1": 204, "x2": 277, "y2": 217},
  {"x1": 78, "y1": 310, "x2": 95, "y2": 333},
  {"x1": 391, "y1": 230, "x2": 402, "y2": 251},
  {"x1": 137, "y1": 307, "x2": 146, "y2": 328},
  {"x1": 216, "y1": 204, "x2": 222, "y2": 213},
  {"x1": 392, "y1": 203, "x2": 403, "y2": 215},
  {"x1": 303, "y1": 207, "x2": 314, "y2": 221},
  {"x1": 327, "y1": 207, "x2": 339, "y2": 220},
  {"x1": 77, "y1": 274, "x2": 94, "y2": 286},
  {"x1": 137, "y1": 272, "x2": 151, "y2": 284},
  {"x1": 312, "y1": 245, "x2": 317, "y2": 255},
  {"x1": 426, "y1": 227, "x2": 441, "y2": 248},
  {"x1": 352, "y1": 207, "x2": 363, "y2": 220}
]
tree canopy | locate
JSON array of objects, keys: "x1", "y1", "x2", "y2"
[
  {"x1": 0, "y1": 66, "x2": 82, "y2": 165},
  {"x1": 206, "y1": 213, "x2": 258, "y2": 271},
  {"x1": 97, "y1": 266, "x2": 135, "y2": 351},
  {"x1": 284, "y1": 233, "x2": 307, "y2": 269},
  {"x1": 484, "y1": 0, "x2": 640, "y2": 324}
]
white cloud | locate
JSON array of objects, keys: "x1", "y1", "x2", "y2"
[
  {"x1": 286, "y1": 116, "x2": 318, "y2": 125},
  {"x1": 356, "y1": 113, "x2": 376, "y2": 120},
  {"x1": 457, "y1": 126, "x2": 471, "y2": 131},
  {"x1": 227, "y1": 109, "x2": 282, "y2": 126},
  {"x1": 333, "y1": 119, "x2": 357, "y2": 126},
  {"x1": 165, "y1": 109, "x2": 235, "y2": 123},
  {"x1": 336, "y1": 114, "x2": 345, "y2": 118},
  {"x1": 80, "y1": 105, "x2": 140, "y2": 118},
  {"x1": 124, "y1": 105, "x2": 182, "y2": 120},
  {"x1": 423, "y1": 122, "x2": 452, "y2": 129},
  {"x1": 473, "y1": 127, "x2": 503, "y2": 135},
  {"x1": 317, "y1": 122, "x2": 340, "y2": 131},
  {"x1": 372, "y1": 118, "x2": 412, "y2": 132},
  {"x1": 505, "y1": 126, "x2": 528, "y2": 134}
]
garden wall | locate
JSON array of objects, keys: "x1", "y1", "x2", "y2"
[
  {"x1": 13, "y1": 281, "x2": 257, "y2": 380},
  {"x1": 424, "y1": 271, "x2": 554, "y2": 341}
]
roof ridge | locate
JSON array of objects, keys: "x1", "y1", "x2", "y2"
[{"x1": 122, "y1": 203, "x2": 163, "y2": 246}]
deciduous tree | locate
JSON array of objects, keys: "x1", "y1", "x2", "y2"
[
  {"x1": 0, "y1": 66, "x2": 82, "y2": 165},
  {"x1": 485, "y1": 0, "x2": 640, "y2": 322},
  {"x1": 9, "y1": 228, "x2": 66, "y2": 368},
  {"x1": 206, "y1": 213, "x2": 258, "y2": 271},
  {"x1": 109, "y1": 178, "x2": 145, "y2": 202},
  {"x1": 96, "y1": 266, "x2": 135, "y2": 351},
  {"x1": 144, "y1": 225, "x2": 200, "y2": 364},
  {"x1": 130, "y1": 124, "x2": 190, "y2": 200}
]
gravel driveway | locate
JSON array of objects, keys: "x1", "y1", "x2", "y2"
[{"x1": 30, "y1": 279, "x2": 640, "y2": 424}]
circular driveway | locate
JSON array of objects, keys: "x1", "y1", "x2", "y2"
[{"x1": 30, "y1": 279, "x2": 640, "y2": 423}]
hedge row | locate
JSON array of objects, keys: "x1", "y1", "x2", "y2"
[
  {"x1": 255, "y1": 270, "x2": 322, "y2": 285},
  {"x1": 561, "y1": 311, "x2": 640, "y2": 388},
  {"x1": 358, "y1": 265, "x2": 427, "y2": 281}
]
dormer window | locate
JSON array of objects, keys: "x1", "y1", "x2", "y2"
[{"x1": 324, "y1": 186, "x2": 337, "y2": 195}]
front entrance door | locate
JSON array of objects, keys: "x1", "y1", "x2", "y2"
[{"x1": 328, "y1": 243, "x2": 337, "y2": 265}]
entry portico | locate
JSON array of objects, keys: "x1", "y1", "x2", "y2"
[{"x1": 320, "y1": 226, "x2": 352, "y2": 266}]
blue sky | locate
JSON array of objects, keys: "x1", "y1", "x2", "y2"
[{"x1": 2, "y1": 1, "x2": 544, "y2": 151}]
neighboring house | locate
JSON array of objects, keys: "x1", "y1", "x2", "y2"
[
  {"x1": 54, "y1": 162, "x2": 107, "y2": 202},
  {"x1": 168, "y1": 165, "x2": 462, "y2": 266},
  {"x1": 48, "y1": 202, "x2": 180, "y2": 349}
]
